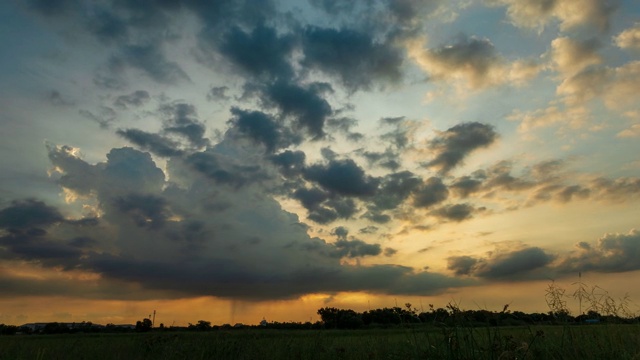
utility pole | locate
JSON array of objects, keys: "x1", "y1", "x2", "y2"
[{"x1": 152, "y1": 310, "x2": 156, "y2": 328}]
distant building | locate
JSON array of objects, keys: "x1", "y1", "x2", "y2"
[{"x1": 260, "y1": 318, "x2": 268, "y2": 327}]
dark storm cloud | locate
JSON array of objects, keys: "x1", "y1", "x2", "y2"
[
  {"x1": 185, "y1": 151, "x2": 267, "y2": 188},
  {"x1": 218, "y1": 24, "x2": 295, "y2": 80},
  {"x1": 293, "y1": 188, "x2": 329, "y2": 211},
  {"x1": 362, "y1": 211, "x2": 392, "y2": 224},
  {"x1": 333, "y1": 239, "x2": 382, "y2": 258},
  {"x1": 476, "y1": 247, "x2": 554, "y2": 279},
  {"x1": 413, "y1": 177, "x2": 448, "y2": 208},
  {"x1": 426, "y1": 122, "x2": 498, "y2": 173},
  {"x1": 304, "y1": 159, "x2": 380, "y2": 197},
  {"x1": 269, "y1": 150, "x2": 306, "y2": 177},
  {"x1": 3, "y1": 142, "x2": 478, "y2": 301},
  {"x1": 432, "y1": 203, "x2": 475, "y2": 222},
  {"x1": 301, "y1": 27, "x2": 403, "y2": 91},
  {"x1": 48, "y1": 145, "x2": 166, "y2": 197},
  {"x1": 228, "y1": 108, "x2": 300, "y2": 153},
  {"x1": 325, "y1": 197, "x2": 358, "y2": 218},
  {"x1": 114, "y1": 90, "x2": 150, "y2": 109},
  {"x1": 263, "y1": 81, "x2": 333, "y2": 139},
  {"x1": 80, "y1": 253, "x2": 466, "y2": 300},
  {"x1": 371, "y1": 171, "x2": 422, "y2": 211},
  {"x1": 0, "y1": 228, "x2": 82, "y2": 265},
  {"x1": 0, "y1": 200, "x2": 100, "y2": 268},
  {"x1": 158, "y1": 103, "x2": 209, "y2": 148},
  {"x1": 331, "y1": 226, "x2": 350, "y2": 239},
  {"x1": 448, "y1": 247, "x2": 554, "y2": 279},
  {"x1": 307, "y1": 198, "x2": 358, "y2": 224},
  {"x1": 293, "y1": 188, "x2": 357, "y2": 224},
  {"x1": 117, "y1": 129, "x2": 184, "y2": 157},
  {"x1": 114, "y1": 194, "x2": 171, "y2": 229},
  {"x1": 446, "y1": 255, "x2": 478, "y2": 276},
  {"x1": 0, "y1": 200, "x2": 63, "y2": 230},
  {"x1": 555, "y1": 230, "x2": 640, "y2": 274}
]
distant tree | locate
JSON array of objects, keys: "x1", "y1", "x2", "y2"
[
  {"x1": 317, "y1": 307, "x2": 363, "y2": 329},
  {"x1": 188, "y1": 320, "x2": 212, "y2": 331},
  {"x1": 0, "y1": 324, "x2": 19, "y2": 335},
  {"x1": 135, "y1": 318, "x2": 152, "y2": 332}
]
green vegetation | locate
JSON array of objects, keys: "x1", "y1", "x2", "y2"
[
  {"x1": 1, "y1": 281, "x2": 639, "y2": 359},
  {"x1": 1, "y1": 324, "x2": 640, "y2": 359}
]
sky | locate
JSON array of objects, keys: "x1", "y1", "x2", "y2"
[{"x1": 0, "y1": 0, "x2": 639, "y2": 326}]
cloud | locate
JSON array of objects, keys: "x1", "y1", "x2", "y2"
[
  {"x1": 269, "y1": 150, "x2": 306, "y2": 177},
  {"x1": 556, "y1": 229, "x2": 640, "y2": 273},
  {"x1": 407, "y1": 35, "x2": 542, "y2": 89},
  {"x1": 614, "y1": 23, "x2": 640, "y2": 50},
  {"x1": 184, "y1": 150, "x2": 268, "y2": 189},
  {"x1": 117, "y1": 129, "x2": 184, "y2": 157},
  {"x1": 227, "y1": 108, "x2": 293, "y2": 153},
  {"x1": 0, "y1": 200, "x2": 64, "y2": 230},
  {"x1": 301, "y1": 26, "x2": 403, "y2": 91},
  {"x1": 509, "y1": 103, "x2": 589, "y2": 134},
  {"x1": 332, "y1": 239, "x2": 382, "y2": 258},
  {"x1": 448, "y1": 247, "x2": 554, "y2": 279},
  {"x1": 425, "y1": 122, "x2": 498, "y2": 173},
  {"x1": 413, "y1": 177, "x2": 449, "y2": 208},
  {"x1": 217, "y1": 24, "x2": 295, "y2": 81},
  {"x1": 550, "y1": 37, "x2": 602, "y2": 77},
  {"x1": 114, "y1": 90, "x2": 150, "y2": 109},
  {"x1": 617, "y1": 124, "x2": 640, "y2": 138},
  {"x1": 79, "y1": 107, "x2": 117, "y2": 129},
  {"x1": 114, "y1": 194, "x2": 171, "y2": 229},
  {"x1": 158, "y1": 103, "x2": 209, "y2": 148},
  {"x1": 432, "y1": 203, "x2": 476, "y2": 222},
  {"x1": 446, "y1": 255, "x2": 478, "y2": 276},
  {"x1": 0, "y1": 142, "x2": 471, "y2": 300},
  {"x1": 304, "y1": 159, "x2": 380, "y2": 197},
  {"x1": 262, "y1": 81, "x2": 333, "y2": 139},
  {"x1": 554, "y1": 61, "x2": 640, "y2": 111},
  {"x1": 386, "y1": 0, "x2": 445, "y2": 23},
  {"x1": 489, "y1": 0, "x2": 619, "y2": 32},
  {"x1": 369, "y1": 171, "x2": 422, "y2": 212},
  {"x1": 207, "y1": 86, "x2": 230, "y2": 101},
  {"x1": 450, "y1": 176, "x2": 483, "y2": 198}
]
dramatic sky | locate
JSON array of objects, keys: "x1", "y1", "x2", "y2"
[{"x1": 1, "y1": 0, "x2": 639, "y2": 326}]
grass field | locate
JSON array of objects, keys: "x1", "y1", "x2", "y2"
[{"x1": 1, "y1": 324, "x2": 640, "y2": 360}]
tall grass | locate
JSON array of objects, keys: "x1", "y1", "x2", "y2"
[{"x1": 1, "y1": 280, "x2": 639, "y2": 359}]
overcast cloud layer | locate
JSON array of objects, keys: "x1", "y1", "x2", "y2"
[{"x1": 0, "y1": 0, "x2": 639, "y2": 312}]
